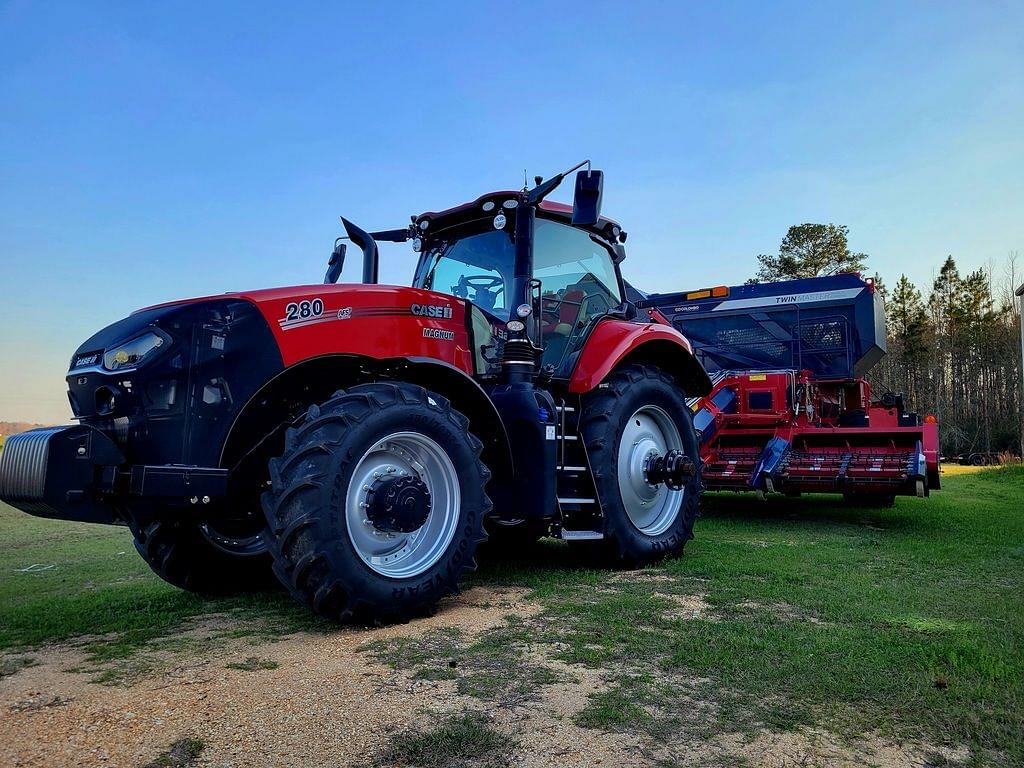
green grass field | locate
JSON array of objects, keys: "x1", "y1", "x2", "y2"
[{"x1": 1, "y1": 467, "x2": 1022, "y2": 765}]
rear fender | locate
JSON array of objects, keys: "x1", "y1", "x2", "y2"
[{"x1": 568, "y1": 319, "x2": 712, "y2": 396}]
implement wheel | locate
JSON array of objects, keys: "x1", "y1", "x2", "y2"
[{"x1": 262, "y1": 382, "x2": 491, "y2": 623}]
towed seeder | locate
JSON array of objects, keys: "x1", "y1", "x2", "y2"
[{"x1": 640, "y1": 273, "x2": 940, "y2": 504}]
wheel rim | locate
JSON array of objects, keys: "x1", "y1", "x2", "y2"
[
  {"x1": 200, "y1": 511, "x2": 269, "y2": 557},
  {"x1": 345, "y1": 431, "x2": 461, "y2": 578},
  {"x1": 616, "y1": 405, "x2": 685, "y2": 536},
  {"x1": 200, "y1": 523, "x2": 268, "y2": 557}
]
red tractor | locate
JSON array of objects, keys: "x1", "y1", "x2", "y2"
[{"x1": 0, "y1": 163, "x2": 711, "y2": 622}]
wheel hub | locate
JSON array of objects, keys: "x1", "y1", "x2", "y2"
[
  {"x1": 346, "y1": 432, "x2": 461, "y2": 579},
  {"x1": 616, "y1": 405, "x2": 686, "y2": 536},
  {"x1": 643, "y1": 450, "x2": 697, "y2": 490},
  {"x1": 365, "y1": 474, "x2": 432, "y2": 533}
]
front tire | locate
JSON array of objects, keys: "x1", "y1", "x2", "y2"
[
  {"x1": 129, "y1": 511, "x2": 275, "y2": 594},
  {"x1": 261, "y1": 382, "x2": 491, "y2": 623},
  {"x1": 580, "y1": 364, "x2": 701, "y2": 567}
]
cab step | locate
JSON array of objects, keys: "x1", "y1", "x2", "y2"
[
  {"x1": 559, "y1": 529, "x2": 604, "y2": 541},
  {"x1": 554, "y1": 396, "x2": 604, "y2": 541}
]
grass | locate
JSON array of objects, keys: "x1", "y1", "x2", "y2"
[
  {"x1": 1, "y1": 467, "x2": 1022, "y2": 764},
  {"x1": 139, "y1": 737, "x2": 205, "y2": 768},
  {"x1": 225, "y1": 656, "x2": 279, "y2": 671},
  {"x1": 465, "y1": 466, "x2": 1024, "y2": 764},
  {"x1": 376, "y1": 713, "x2": 514, "y2": 768},
  {"x1": 361, "y1": 616, "x2": 560, "y2": 705},
  {"x1": 0, "y1": 505, "x2": 324, "y2": 662}
]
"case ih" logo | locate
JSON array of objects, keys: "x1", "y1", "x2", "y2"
[{"x1": 410, "y1": 303, "x2": 453, "y2": 319}]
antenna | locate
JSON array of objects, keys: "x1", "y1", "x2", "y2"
[{"x1": 527, "y1": 159, "x2": 591, "y2": 204}]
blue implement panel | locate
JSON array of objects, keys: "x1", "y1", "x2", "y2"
[{"x1": 641, "y1": 274, "x2": 885, "y2": 380}]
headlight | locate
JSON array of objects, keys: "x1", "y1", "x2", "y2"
[{"x1": 103, "y1": 331, "x2": 167, "y2": 372}]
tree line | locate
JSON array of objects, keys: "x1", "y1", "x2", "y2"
[{"x1": 753, "y1": 224, "x2": 1023, "y2": 456}]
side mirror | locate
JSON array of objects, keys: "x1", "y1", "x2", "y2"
[
  {"x1": 571, "y1": 169, "x2": 603, "y2": 226},
  {"x1": 324, "y1": 241, "x2": 346, "y2": 284}
]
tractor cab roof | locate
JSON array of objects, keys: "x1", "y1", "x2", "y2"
[{"x1": 414, "y1": 190, "x2": 625, "y2": 245}]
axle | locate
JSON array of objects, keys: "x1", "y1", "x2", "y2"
[{"x1": 644, "y1": 450, "x2": 697, "y2": 490}]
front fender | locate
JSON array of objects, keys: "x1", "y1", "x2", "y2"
[{"x1": 568, "y1": 319, "x2": 711, "y2": 395}]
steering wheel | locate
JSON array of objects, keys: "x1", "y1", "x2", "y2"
[{"x1": 454, "y1": 275, "x2": 505, "y2": 310}]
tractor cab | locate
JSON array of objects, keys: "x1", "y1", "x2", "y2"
[
  {"x1": 409, "y1": 190, "x2": 629, "y2": 377},
  {"x1": 334, "y1": 163, "x2": 633, "y2": 380}
]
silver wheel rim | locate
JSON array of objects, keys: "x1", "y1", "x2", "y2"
[
  {"x1": 616, "y1": 405, "x2": 685, "y2": 536},
  {"x1": 346, "y1": 431, "x2": 461, "y2": 578}
]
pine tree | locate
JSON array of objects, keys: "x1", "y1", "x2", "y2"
[
  {"x1": 752, "y1": 224, "x2": 868, "y2": 282},
  {"x1": 887, "y1": 275, "x2": 930, "y2": 403}
]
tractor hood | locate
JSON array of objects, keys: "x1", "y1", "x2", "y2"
[
  {"x1": 65, "y1": 282, "x2": 479, "y2": 468},
  {"x1": 171, "y1": 283, "x2": 475, "y2": 369}
]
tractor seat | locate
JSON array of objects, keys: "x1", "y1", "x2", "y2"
[{"x1": 542, "y1": 288, "x2": 586, "y2": 337}]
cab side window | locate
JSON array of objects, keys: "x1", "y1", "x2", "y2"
[{"x1": 533, "y1": 219, "x2": 622, "y2": 369}]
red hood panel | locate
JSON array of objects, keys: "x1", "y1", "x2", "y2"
[{"x1": 143, "y1": 284, "x2": 475, "y2": 373}]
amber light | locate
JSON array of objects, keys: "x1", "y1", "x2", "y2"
[
  {"x1": 925, "y1": 415, "x2": 937, "y2": 424},
  {"x1": 685, "y1": 286, "x2": 730, "y2": 300}
]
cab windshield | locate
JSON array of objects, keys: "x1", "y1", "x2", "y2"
[
  {"x1": 417, "y1": 226, "x2": 515, "y2": 320},
  {"x1": 414, "y1": 216, "x2": 624, "y2": 375},
  {"x1": 414, "y1": 218, "x2": 621, "y2": 316}
]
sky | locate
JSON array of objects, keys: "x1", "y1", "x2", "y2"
[{"x1": 1, "y1": 1, "x2": 1022, "y2": 423}]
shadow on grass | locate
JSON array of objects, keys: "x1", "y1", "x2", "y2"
[
  {"x1": 471, "y1": 537, "x2": 608, "y2": 592},
  {"x1": 700, "y1": 491, "x2": 941, "y2": 534}
]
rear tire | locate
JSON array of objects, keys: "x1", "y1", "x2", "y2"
[
  {"x1": 579, "y1": 364, "x2": 701, "y2": 567},
  {"x1": 261, "y1": 382, "x2": 491, "y2": 623}
]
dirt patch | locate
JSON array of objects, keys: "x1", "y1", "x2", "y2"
[
  {"x1": 8, "y1": 691, "x2": 73, "y2": 713},
  {"x1": 0, "y1": 584, "x2": 971, "y2": 768},
  {"x1": 0, "y1": 656, "x2": 38, "y2": 680},
  {"x1": 489, "y1": 656, "x2": 650, "y2": 768},
  {"x1": 666, "y1": 727, "x2": 973, "y2": 768},
  {"x1": 0, "y1": 586, "x2": 536, "y2": 768},
  {"x1": 654, "y1": 591, "x2": 713, "y2": 621}
]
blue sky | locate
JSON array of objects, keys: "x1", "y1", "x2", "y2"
[{"x1": 1, "y1": 1, "x2": 1022, "y2": 422}]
